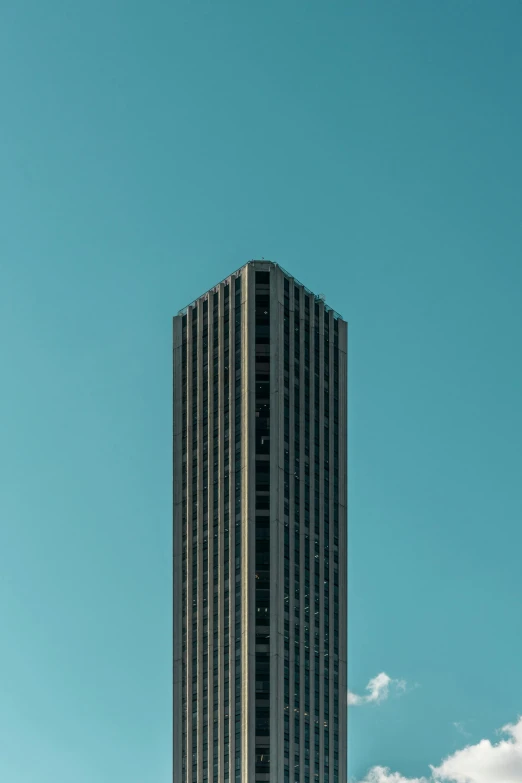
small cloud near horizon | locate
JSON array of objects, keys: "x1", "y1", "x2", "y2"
[{"x1": 348, "y1": 672, "x2": 407, "y2": 707}]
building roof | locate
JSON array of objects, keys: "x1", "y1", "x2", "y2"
[{"x1": 177, "y1": 259, "x2": 343, "y2": 319}]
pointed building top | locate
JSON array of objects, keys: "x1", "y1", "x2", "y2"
[{"x1": 177, "y1": 259, "x2": 344, "y2": 320}]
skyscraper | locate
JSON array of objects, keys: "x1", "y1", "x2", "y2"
[{"x1": 173, "y1": 260, "x2": 347, "y2": 783}]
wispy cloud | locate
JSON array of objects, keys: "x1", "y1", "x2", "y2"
[
  {"x1": 348, "y1": 672, "x2": 407, "y2": 707},
  {"x1": 452, "y1": 721, "x2": 472, "y2": 740},
  {"x1": 356, "y1": 715, "x2": 522, "y2": 783}
]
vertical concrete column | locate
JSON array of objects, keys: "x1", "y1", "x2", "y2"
[
  {"x1": 318, "y1": 301, "x2": 325, "y2": 780},
  {"x1": 207, "y1": 297, "x2": 216, "y2": 782},
  {"x1": 185, "y1": 307, "x2": 195, "y2": 783},
  {"x1": 173, "y1": 316, "x2": 184, "y2": 781},
  {"x1": 288, "y1": 284, "x2": 295, "y2": 781},
  {"x1": 327, "y1": 308, "x2": 335, "y2": 783},
  {"x1": 307, "y1": 298, "x2": 316, "y2": 783},
  {"x1": 298, "y1": 287, "x2": 306, "y2": 783},
  {"x1": 196, "y1": 301, "x2": 204, "y2": 783},
  {"x1": 338, "y1": 320, "x2": 348, "y2": 783},
  {"x1": 270, "y1": 265, "x2": 285, "y2": 783},
  {"x1": 229, "y1": 281, "x2": 237, "y2": 777},
  {"x1": 243, "y1": 264, "x2": 256, "y2": 782},
  {"x1": 217, "y1": 284, "x2": 225, "y2": 783}
]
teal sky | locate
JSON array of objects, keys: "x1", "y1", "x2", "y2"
[{"x1": 1, "y1": 2, "x2": 521, "y2": 781}]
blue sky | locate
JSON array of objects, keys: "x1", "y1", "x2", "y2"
[{"x1": 1, "y1": 1, "x2": 521, "y2": 781}]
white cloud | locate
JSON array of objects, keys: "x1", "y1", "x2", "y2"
[
  {"x1": 349, "y1": 672, "x2": 407, "y2": 706},
  {"x1": 357, "y1": 766, "x2": 428, "y2": 783},
  {"x1": 432, "y1": 716, "x2": 522, "y2": 782},
  {"x1": 356, "y1": 716, "x2": 522, "y2": 783}
]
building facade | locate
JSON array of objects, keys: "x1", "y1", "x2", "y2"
[{"x1": 173, "y1": 261, "x2": 347, "y2": 783}]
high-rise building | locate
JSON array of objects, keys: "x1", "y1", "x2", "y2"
[{"x1": 173, "y1": 260, "x2": 347, "y2": 783}]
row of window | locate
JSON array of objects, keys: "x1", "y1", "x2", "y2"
[
  {"x1": 283, "y1": 276, "x2": 341, "y2": 782},
  {"x1": 181, "y1": 278, "x2": 243, "y2": 783},
  {"x1": 255, "y1": 271, "x2": 271, "y2": 781}
]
